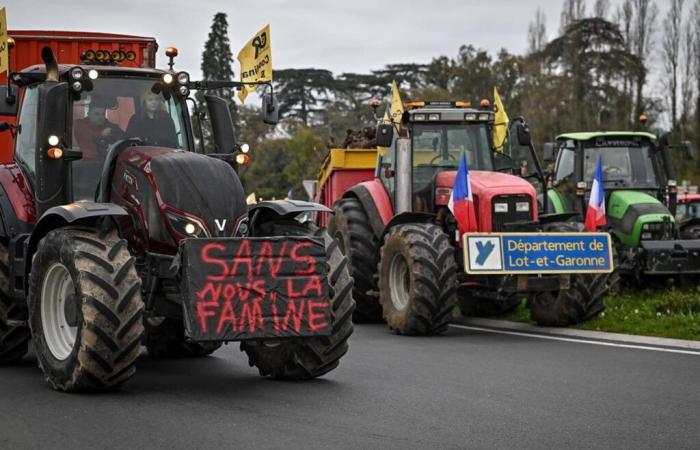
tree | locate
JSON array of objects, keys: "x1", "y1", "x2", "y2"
[
  {"x1": 593, "y1": 0, "x2": 610, "y2": 18},
  {"x1": 273, "y1": 68, "x2": 335, "y2": 126},
  {"x1": 661, "y1": 0, "x2": 685, "y2": 134},
  {"x1": 195, "y1": 13, "x2": 237, "y2": 154},
  {"x1": 680, "y1": 12, "x2": 695, "y2": 138},
  {"x1": 528, "y1": 8, "x2": 548, "y2": 54},
  {"x1": 559, "y1": 0, "x2": 586, "y2": 33},
  {"x1": 631, "y1": 0, "x2": 658, "y2": 120},
  {"x1": 537, "y1": 17, "x2": 642, "y2": 130}
]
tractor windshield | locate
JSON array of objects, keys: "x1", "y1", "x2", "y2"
[
  {"x1": 71, "y1": 76, "x2": 189, "y2": 200},
  {"x1": 412, "y1": 123, "x2": 493, "y2": 170},
  {"x1": 582, "y1": 143, "x2": 661, "y2": 189}
]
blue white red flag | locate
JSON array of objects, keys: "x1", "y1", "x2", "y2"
[
  {"x1": 448, "y1": 152, "x2": 478, "y2": 235},
  {"x1": 584, "y1": 156, "x2": 606, "y2": 231}
]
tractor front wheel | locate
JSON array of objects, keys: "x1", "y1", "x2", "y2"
[
  {"x1": 241, "y1": 223, "x2": 355, "y2": 380},
  {"x1": 378, "y1": 224, "x2": 457, "y2": 335},
  {"x1": 528, "y1": 222, "x2": 619, "y2": 326},
  {"x1": 28, "y1": 228, "x2": 144, "y2": 391}
]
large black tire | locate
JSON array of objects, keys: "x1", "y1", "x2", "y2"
[
  {"x1": 241, "y1": 224, "x2": 355, "y2": 380},
  {"x1": 145, "y1": 317, "x2": 221, "y2": 358},
  {"x1": 528, "y1": 222, "x2": 620, "y2": 326},
  {"x1": 327, "y1": 197, "x2": 382, "y2": 322},
  {"x1": 378, "y1": 224, "x2": 457, "y2": 335},
  {"x1": 0, "y1": 241, "x2": 31, "y2": 364},
  {"x1": 28, "y1": 228, "x2": 145, "y2": 391}
]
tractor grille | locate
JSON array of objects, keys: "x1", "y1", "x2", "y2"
[{"x1": 491, "y1": 195, "x2": 533, "y2": 231}]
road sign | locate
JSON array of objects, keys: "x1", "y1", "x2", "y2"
[{"x1": 463, "y1": 232, "x2": 613, "y2": 274}]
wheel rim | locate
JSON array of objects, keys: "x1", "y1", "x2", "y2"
[
  {"x1": 40, "y1": 263, "x2": 78, "y2": 361},
  {"x1": 389, "y1": 252, "x2": 411, "y2": 311}
]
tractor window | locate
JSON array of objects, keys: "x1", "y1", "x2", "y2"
[
  {"x1": 582, "y1": 143, "x2": 659, "y2": 188},
  {"x1": 15, "y1": 86, "x2": 39, "y2": 179},
  {"x1": 412, "y1": 123, "x2": 493, "y2": 170},
  {"x1": 553, "y1": 147, "x2": 574, "y2": 185},
  {"x1": 71, "y1": 77, "x2": 189, "y2": 200}
]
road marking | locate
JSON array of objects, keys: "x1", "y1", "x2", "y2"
[{"x1": 449, "y1": 324, "x2": 700, "y2": 356}]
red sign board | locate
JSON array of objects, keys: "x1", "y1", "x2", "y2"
[{"x1": 179, "y1": 237, "x2": 331, "y2": 341}]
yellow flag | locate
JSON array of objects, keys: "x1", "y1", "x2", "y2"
[
  {"x1": 389, "y1": 80, "x2": 404, "y2": 126},
  {"x1": 492, "y1": 86, "x2": 509, "y2": 150},
  {"x1": 0, "y1": 8, "x2": 8, "y2": 74},
  {"x1": 237, "y1": 24, "x2": 272, "y2": 103}
]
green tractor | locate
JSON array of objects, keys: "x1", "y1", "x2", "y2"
[{"x1": 544, "y1": 131, "x2": 699, "y2": 282}]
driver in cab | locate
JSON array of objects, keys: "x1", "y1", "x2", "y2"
[{"x1": 74, "y1": 99, "x2": 125, "y2": 160}]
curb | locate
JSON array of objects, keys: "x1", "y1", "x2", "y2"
[{"x1": 451, "y1": 317, "x2": 700, "y2": 351}]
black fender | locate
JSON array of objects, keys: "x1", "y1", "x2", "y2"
[
  {"x1": 97, "y1": 138, "x2": 144, "y2": 202},
  {"x1": 25, "y1": 202, "x2": 129, "y2": 291},
  {"x1": 342, "y1": 185, "x2": 388, "y2": 239},
  {"x1": 380, "y1": 212, "x2": 436, "y2": 241},
  {"x1": 248, "y1": 200, "x2": 331, "y2": 236}
]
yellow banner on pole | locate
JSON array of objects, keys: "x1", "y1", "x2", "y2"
[
  {"x1": 389, "y1": 80, "x2": 404, "y2": 125},
  {"x1": 492, "y1": 86, "x2": 509, "y2": 151},
  {"x1": 237, "y1": 24, "x2": 272, "y2": 103},
  {"x1": 0, "y1": 8, "x2": 8, "y2": 74}
]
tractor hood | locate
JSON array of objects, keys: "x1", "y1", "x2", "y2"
[
  {"x1": 607, "y1": 190, "x2": 674, "y2": 246},
  {"x1": 112, "y1": 147, "x2": 247, "y2": 239},
  {"x1": 435, "y1": 170, "x2": 538, "y2": 231}
]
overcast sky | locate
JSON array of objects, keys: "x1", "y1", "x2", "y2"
[{"x1": 3, "y1": 0, "x2": 672, "y2": 78}]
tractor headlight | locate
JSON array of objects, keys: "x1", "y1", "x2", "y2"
[
  {"x1": 516, "y1": 201, "x2": 530, "y2": 212},
  {"x1": 494, "y1": 203, "x2": 509, "y2": 213},
  {"x1": 71, "y1": 81, "x2": 83, "y2": 92},
  {"x1": 176, "y1": 71, "x2": 190, "y2": 85},
  {"x1": 413, "y1": 114, "x2": 426, "y2": 121},
  {"x1": 641, "y1": 232, "x2": 652, "y2": 240},
  {"x1": 88, "y1": 69, "x2": 99, "y2": 80},
  {"x1": 465, "y1": 113, "x2": 477, "y2": 121},
  {"x1": 428, "y1": 113, "x2": 440, "y2": 121},
  {"x1": 478, "y1": 113, "x2": 491, "y2": 121},
  {"x1": 70, "y1": 67, "x2": 84, "y2": 80},
  {"x1": 178, "y1": 85, "x2": 190, "y2": 97},
  {"x1": 166, "y1": 211, "x2": 209, "y2": 238},
  {"x1": 162, "y1": 73, "x2": 174, "y2": 84}
]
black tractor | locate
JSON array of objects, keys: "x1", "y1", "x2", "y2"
[{"x1": 0, "y1": 47, "x2": 354, "y2": 391}]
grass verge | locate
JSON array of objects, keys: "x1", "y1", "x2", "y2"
[{"x1": 494, "y1": 287, "x2": 700, "y2": 341}]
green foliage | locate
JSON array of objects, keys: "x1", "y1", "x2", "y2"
[
  {"x1": 195, "y1": 12, "x2": 237, "y2": 154},
  {"x1": 498, "y1": 287, "x2": 700, "y2": 341}
]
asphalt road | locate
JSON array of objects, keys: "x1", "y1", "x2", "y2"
[{"x1": 1, "y1": 324, "x2": 699, "y2": 449}]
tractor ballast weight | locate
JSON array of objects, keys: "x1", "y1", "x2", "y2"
[{"x1": 0, "y1": 46, "x2": 354, "y2": 391}]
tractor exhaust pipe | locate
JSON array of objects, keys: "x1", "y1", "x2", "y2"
[{"x1": 41, "y1": 47, "x2": 59, "y2": 82}]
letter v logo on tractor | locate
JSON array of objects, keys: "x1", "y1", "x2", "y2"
[{"x1": 215, "y1": 219, "x2": 227, "y2": 232}]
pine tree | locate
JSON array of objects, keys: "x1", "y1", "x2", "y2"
[{"x1": 194, "y1": 12, "x2": 237, "y2": 154}]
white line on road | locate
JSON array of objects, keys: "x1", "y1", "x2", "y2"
[{"x1": 449, "y1": 324, "x2": 700, "y2": 356}]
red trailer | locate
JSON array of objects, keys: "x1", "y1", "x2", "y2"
[{"x1": 0, "y1": 30, "x2": 158, "y2": 161}]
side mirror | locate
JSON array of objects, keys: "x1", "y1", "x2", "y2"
[
  {"x1": 543, "y1": 142, "x2": 556, "y2": 162},
  {"x1": 375, "y1": 123, "x2": 394, "y2": 147},
  {"x1": 205, "y1": 95, "x2": 236, "y2": 154},
  {"x1": 0, "y1": 86, "x2": 19, "y2": 116},
  {"x1": 262, "y1": 93, "x2": 279, "y2": 125},
  {"x1": 516, "y1": 122, "x2": 532, "y2": 146},
  {"x1": 681, "y1": 140, "x2": 695, "y2": 161}
]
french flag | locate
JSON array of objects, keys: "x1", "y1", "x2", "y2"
[
  {"x1": 584, "y1": 156, "x2": 606, "y2": 231},
  {"x1": 448, "y1": 152, "x2": 478, "y2": 235}
]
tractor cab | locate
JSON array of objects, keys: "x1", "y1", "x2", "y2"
[
  {"x1": 11, "y1": 64, "x2": 194, "y2": 207},
  {"x1": 545, "y1": 132, "x2": 692, "y2": 218}
]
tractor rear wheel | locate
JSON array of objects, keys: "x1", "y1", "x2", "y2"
[
  {"x1": 378, "y1": 224, "x2": 457, "y2": 335},
  {"x1": 327, "y1": 197, "x2": 382, "y2": 322},
  {"x1": 28, "y1": 228, "x2": 144, "y2": 391},
  {"x1": 241, "y1": 223, "x2": 355, "y2": 380},
  {"x1": 0, "y1": 241, "x2": 30, "y2": 364},
  {"x1": 145, "y1": 317, "x2": 221, "y2": 358},
  {"x1": 528, "y1": 222, "x2": 619, "y2": 326}
]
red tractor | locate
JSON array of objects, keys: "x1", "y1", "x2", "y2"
[
  {"x1": 317, "y1": 101, "x2": 615, "y2": 334},
  {"x1": 0, "y1": 44, "x2": 354, "y2": 391}
]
